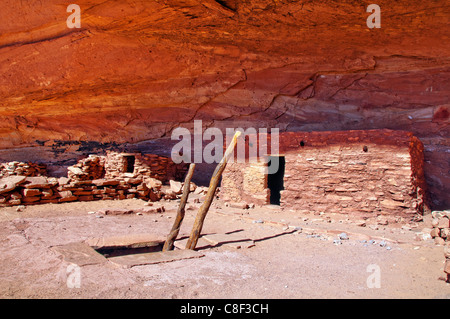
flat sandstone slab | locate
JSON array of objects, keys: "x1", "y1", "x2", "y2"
[
  {"x1": 0, "y1": 175, "x2": 27, "y2": 194},
  {"x1": 107, "y1": 249, "x2": 204, "y2": 268},
  {"x1": 51, "y1": 242, "x2": 108, "y2": 266},
  {"x1": 85, "y1": 233, "x2": 164, "y2": 249}
]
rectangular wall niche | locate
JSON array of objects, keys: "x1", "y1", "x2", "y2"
[{"x1": 220, "y1": 130, "x2": 428, "y2": 217}]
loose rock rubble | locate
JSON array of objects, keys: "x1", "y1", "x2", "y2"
[{"x1": 0, "y1": 151, "x2": 199, "y2": 207}]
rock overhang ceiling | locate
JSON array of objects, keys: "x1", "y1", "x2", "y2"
[{"x1": 0, "y1": 0, "x2": 449, "y2": 208}]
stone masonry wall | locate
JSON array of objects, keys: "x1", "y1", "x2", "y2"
[
  {"x1": 67, "y1": 155, "x2": 106, "y2": 181},
  {"x1": 0, "y1": 175, "x2": 164, "y2": 207},
  {"x1": 0, "y1": 161, "x2": 47, "y2": 178},
  {"x1": 0, "y1": 152, "x2": 189, "y2": 207},
  {"x1": 221, "y1": 161, "x2": 269, "y2": 206},
  {"x1": 103, "y1": 151, "x2": 188, "y2": 183},
  {"x1": 220, "y1": 130, "x2": 428, "y2": 218},
  {"x1": 281, "y1": 143, "x2": 421, "y2": 217}
]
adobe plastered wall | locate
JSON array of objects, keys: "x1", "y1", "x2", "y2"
[{"x1": 220, "y1": 129, "x2": 428, "y2": 218}]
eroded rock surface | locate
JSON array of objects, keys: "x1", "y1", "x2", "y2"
[{"x1": 0, "y1": 1, "x2": 448, "y2": 207}]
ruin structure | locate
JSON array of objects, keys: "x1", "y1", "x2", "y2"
[
  {"x1": 221, "y1": 129, "x2": 428, "y2": 218},
  {"x1": 0, "y1": 152, "x2": 188, "y2": 207}
]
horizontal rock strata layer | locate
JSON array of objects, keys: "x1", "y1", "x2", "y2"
[{"x1": 0, "y1": 1, "x2": 448, "y2": 208}]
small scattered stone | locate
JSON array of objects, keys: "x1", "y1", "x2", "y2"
[
  {"x1": 338, "y1": 232, "x2": 349, "y2": 240},
  {"x1": 377, "y1": 217, "x2": 389, "y2": 225},
  {"x1": 294, "y1": 226, "x2": 302, "y2": 233},
  {"x1": 431, "y1": 218, "x2": 439, "y2": 227},
  {"x1": 444, "y1": 245, "x2": 450, "y2": 258},
  {"x1": 444, "y1": 260, "x2": 450, "y2": 275},
  {"x1": 438, "y1": 217, "x2": 450, "y2": 229},
  {"x1": 230, "y1": 202, "x2": 249, "y2": 209},
  {"x1": 430, "y1": 228, "x2": 440, "y2": 238},
  {"x1": 356, "y1": 220, "x2": 366, "y2": 227},
  {"x1": 169, "y1": 180, "x2": 183, "y2": 194},
  {"x1": 415, "y1": 232, "x2": 432, "y2": 241}
]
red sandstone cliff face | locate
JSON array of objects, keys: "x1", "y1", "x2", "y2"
[{"x1": 0, "y1": 0, "x2": 449, "y2": 208}]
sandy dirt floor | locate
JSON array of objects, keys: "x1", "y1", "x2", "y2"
[{"x1": 0, "y1": 194, "x2": 449, "y2": 299}]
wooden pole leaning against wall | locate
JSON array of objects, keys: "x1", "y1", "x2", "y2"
[
  {"x1": 185, "y1": 131, "x2": 242, "y2": 250},
  {"x1": 162, "y1": 163, "x2": 196, "y2": 251}
]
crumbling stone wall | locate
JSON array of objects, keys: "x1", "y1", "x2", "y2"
[
  {"x1": 0, "y1": 175, "x2": 163, "y2": 206},
  {"x1": 0, "y1": 151, "x2": 188, "y2": 207},
  {"x1": 67, "y1": 155, "x2": 105, "y2": 181},
  {"x1": 103, "y1": 151, "x2": 187, "y2": 183},
  {"x1": 220, "y1": 129, "x2": 428, "y2": 218},
  {"x1": 0, "y1": 161, "x2": 47, "y2": 178},
  {"x1": 66, "y1": 151, "x2": 188, "y2": 183}
]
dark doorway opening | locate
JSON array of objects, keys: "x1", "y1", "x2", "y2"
[
  {"x1": 123, "y1": 155, "x2": 136, "y2": 173},
  {"x1": 267, "y1": 156, "x2": 285, "y2": 205}
]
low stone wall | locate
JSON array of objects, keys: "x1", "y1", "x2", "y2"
[
  {"x1": 0, "y1": 151, "x2": 189, "y2": 207},
  {"x1": 0, "y1": 175, "x2": 164, "y2": 207},
  {"x1": 0, "y1": 161, "x2": 47, "y2": 178}
]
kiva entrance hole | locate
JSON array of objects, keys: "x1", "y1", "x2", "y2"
[
  {"x1": 87, "y1": 235, "x2": 165, "y2": 258},
  {"x1": 95, "y1": 243, "x2": 164, "y2": 258}
]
